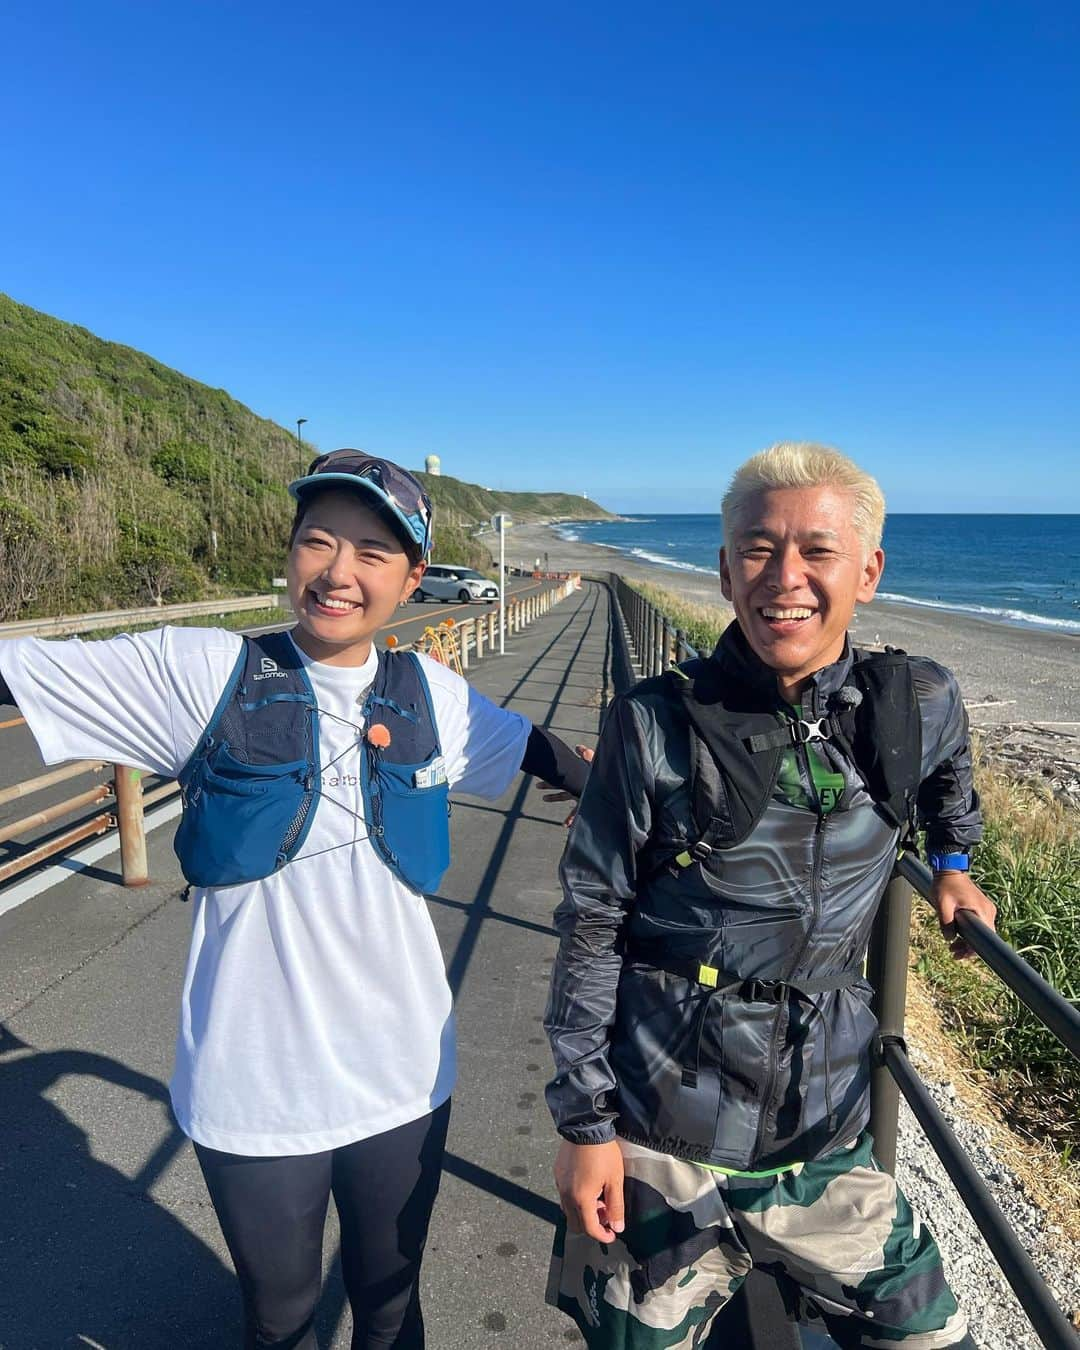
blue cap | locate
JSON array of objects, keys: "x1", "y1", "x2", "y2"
[{"x1": 289, "y1": 450, "x2": 433, "y2": 557}]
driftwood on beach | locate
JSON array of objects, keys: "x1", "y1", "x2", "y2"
[{"x1": 975, "y1": 722, "x2": 1080, "y2": 810}]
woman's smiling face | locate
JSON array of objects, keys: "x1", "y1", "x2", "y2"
[
  {"x1": 287, "y1": 489, "x2": 425, "y2": 666},
  {"x1": 720, "y1": 484, "x2": 884, "y2": 696}
]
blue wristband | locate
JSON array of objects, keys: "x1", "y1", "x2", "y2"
[{"x1": 929, "y1": 851, "x2": 970, "y2": 872}]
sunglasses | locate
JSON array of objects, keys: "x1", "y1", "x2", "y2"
[{"x1": 301, "y1": 450, "x2": 433, "y2": 555}]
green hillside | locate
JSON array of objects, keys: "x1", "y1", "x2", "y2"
[
  {"x1": 0, "y1": 294, "x2": 609, "y2": 620},
  {"x1": 415, "y1": 470, "x2": 610, "y2": 531}
]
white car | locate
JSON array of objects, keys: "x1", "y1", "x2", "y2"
[{"x1": 415, "y1": 565, "x2": 499, "y2": 604}]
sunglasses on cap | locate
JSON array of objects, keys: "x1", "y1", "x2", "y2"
[{"x1": 288, "y1": 450, "x2": 434, "y2": 557}]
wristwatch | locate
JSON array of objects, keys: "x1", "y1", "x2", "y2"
[{"x1": 929, "y1": 851, "x2": 970, "y2": 873}]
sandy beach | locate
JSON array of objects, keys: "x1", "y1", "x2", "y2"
[{"x1": 506, "y1": 521, "x2": 1080, "y2": 762}]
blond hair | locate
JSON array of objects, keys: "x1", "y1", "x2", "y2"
[{"x1": 721, "y1": 442, "x2": 885, "y2": 557}]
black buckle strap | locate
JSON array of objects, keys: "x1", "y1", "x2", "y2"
[{"x1": 746, "y1": 713, "x2": 841, "y2": 754}]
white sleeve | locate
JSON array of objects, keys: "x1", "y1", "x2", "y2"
[
  {"x1": 418, "y1": 655, "x2": 530, "y2": 800},
  {"x1": 0, "y1": 627, "x2": 243, "y2": 778}
]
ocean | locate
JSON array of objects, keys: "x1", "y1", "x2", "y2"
[{"x1": 552, "y1": 514, "x2": 1080, "y2": 635}]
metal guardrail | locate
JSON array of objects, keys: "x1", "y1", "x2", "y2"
[
  {"x1": 0, "y1": 576, "x2": 581, "y2": 893},
  {"x1": 605, "y1": 573, "x2": 1080, "y2": 1350},
  {"x1": 0, "y1": 594, "x2": 280, "y2": 639},
  {"x1": 0, "y1": 762, "x2": 160, "y2": 887}
]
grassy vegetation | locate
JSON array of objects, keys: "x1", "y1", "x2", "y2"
[
  {"x1": 416, "y1": 469, "x2": 611, "y2": 533},
  {"x1": 0, "y1": 293, "x2": 608, "y2": 619},
  {"x1": 626, "y1": 579, "x2": 732, "y2": 655},
  {"x1": 81, "y1": 606, "x2": 288, "y2": 642},
  {"x1": 429, "y1": 522, "x2": 492, "y2": 574},
  {"x1": 633, "y1": 580, "x2": 1079, "y2": 1163},
  {"x1": 912, "y1": 762, "x2": 1079, "y2": 1159}
]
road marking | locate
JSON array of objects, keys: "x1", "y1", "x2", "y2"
[
  {"x1": 0, "y1": 716, "x2": 26, "y2": 732},
  {"x1": 0, "y1": 796, "x2": 183, "y2": 921}
]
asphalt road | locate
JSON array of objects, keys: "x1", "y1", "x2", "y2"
[
  {"x1": 0, "y1": 577, "x2": 556, "y2": 888},
  {"x1": 0, "y1": 580, "x2": 611, "y2": 1348}
]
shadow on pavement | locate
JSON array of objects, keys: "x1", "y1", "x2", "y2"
[{"x1": 0, "y1": 1024, "x2": 238, "y2": 1348}]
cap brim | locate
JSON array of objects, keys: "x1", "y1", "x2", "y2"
[{"x1": 288, "y1": 473, "x2": 428, "y2": 554}]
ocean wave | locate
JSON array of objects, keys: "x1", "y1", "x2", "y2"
[
  {"x1": 876, "y1": 592, "x2": 1080, "y2": 634},
  {"x1": 627, "y1": 547, "x2": 717, "y2": 576},
  {"x1": 551, "y1": 525, "x2": 580, "y2": 542}
]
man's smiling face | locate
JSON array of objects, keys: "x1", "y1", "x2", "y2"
[{"x1": 720, "y1": 485, "x2": 884, "y2": 694}]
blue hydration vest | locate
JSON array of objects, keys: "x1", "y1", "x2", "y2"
[{"x1": 174, "y1": 631, "x2": 451, "y2": 894}]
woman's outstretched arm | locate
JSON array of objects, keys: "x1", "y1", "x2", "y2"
[{"x1": 519, "y1": 724, "x2": 590, "y2": 798}]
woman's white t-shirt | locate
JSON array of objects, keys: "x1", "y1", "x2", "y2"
[{"x1": 0, "y1": 627, "x2": 530, "y2": 1155}]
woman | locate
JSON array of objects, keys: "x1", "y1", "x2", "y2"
[{"x1": 0, "y1": 450, "x2": 587, "y2": 1349}]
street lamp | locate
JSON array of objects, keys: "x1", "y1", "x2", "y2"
[{"x1": 296, "y1": 418, "x2": 308, "y2": 472}]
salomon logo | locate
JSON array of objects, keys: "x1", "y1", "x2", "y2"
[{"x1": 253, "y1": 655, "x2": 289, "y2": 681}]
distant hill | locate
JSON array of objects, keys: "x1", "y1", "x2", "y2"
[
  {"x1": 0, "y1": 294, "x2": 610, "y2": 619},
  {"x1": 414, "y1": 470, "x2": 610, "y2": 532}
]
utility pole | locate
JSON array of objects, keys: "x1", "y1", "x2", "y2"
[{"x1": 296, "y1": 418, "x2": 308, "y2": 473}]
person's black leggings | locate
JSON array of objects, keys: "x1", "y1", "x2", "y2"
[{"x1": 194, "y1": 1100, "x2": 451, "y2": 1349}]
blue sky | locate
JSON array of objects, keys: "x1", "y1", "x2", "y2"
[{"x1": 2, "y1": 2, "x2": 1077, "y2": 513}]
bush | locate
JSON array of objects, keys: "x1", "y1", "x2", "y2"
[
  {"x1": 151, "y1": 440, "x2": 214, "y2": 486},
  {"x1": 117, "y1": 537, "x2": 203, "y2": 607},
  {"x1": 0, "y1": 496, "x2": 50, "y2": 620}
]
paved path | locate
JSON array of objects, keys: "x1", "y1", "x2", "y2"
[{"x1": 0, "y1": 581, "x2": 612, "y2": 1348}]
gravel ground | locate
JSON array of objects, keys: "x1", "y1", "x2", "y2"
[{"x1": 897, "y1": 1040, "x2": 1080, "y2": 1348}]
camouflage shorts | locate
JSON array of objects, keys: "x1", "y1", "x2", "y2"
[{"x1": 547, "y1": 1133, "x2": 972, "y2": 1350}]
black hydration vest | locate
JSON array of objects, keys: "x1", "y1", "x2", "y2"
[{"x1": 660, "y1": 645, "x2": 923, "y2": 872}]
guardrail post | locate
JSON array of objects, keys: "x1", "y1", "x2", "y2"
[
  {"x1": 867, "y1": 871, "x2": 913, "y2": 1173},
  {"x1": 487, "y1": 610, "x2": 496, "y2": 646},
  {"x1": 461, "y1": 621, "x2": 471, "y2": 670},
  {"x1": 114, "y1": 765, "x2": 150, "y2": 887}
]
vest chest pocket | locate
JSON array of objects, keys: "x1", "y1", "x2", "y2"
[
  {"x1": 368, "y1": 757, "x2": 451, "y2": 895},
  {"x1": 176, "y1": 746, "x2": 310, "y2": 887},
  {"x1": 199, "y1": 745, "x2": 308, "y2": 793}
]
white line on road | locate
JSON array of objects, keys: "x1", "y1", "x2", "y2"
[{"x1": 0, "y1": 797, "x2": 184, "y2": 921}]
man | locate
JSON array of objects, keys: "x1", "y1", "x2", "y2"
[{"x1": 544, "y1": 443, "x2": 992, "y2": 1349}]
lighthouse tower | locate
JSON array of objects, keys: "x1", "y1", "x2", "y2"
[{"x1": 424, "y1": 454, "x2": 442, "y2": 476}]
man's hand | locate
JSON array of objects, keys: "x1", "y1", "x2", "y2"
[
  {"x1": 931, "y1": 871, "x2": 997, "y2": 960},
  {"x1": 554, "y1": 1139, "x2": 625, "y2": 1242},
  {"x1": 537, "y1": 745, "x2": 595, "y2": 826}
]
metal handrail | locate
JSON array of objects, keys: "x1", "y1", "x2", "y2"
[
  {"x1": 883, "y1": 1039, "x2": 1079, "y2": 1350},
  {"x1": 896, "y1": 851, "x2": 1080, "y2": 1062},
  {"x1": 0, "y1": 593, "x2": 280, "y2": 640}
]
